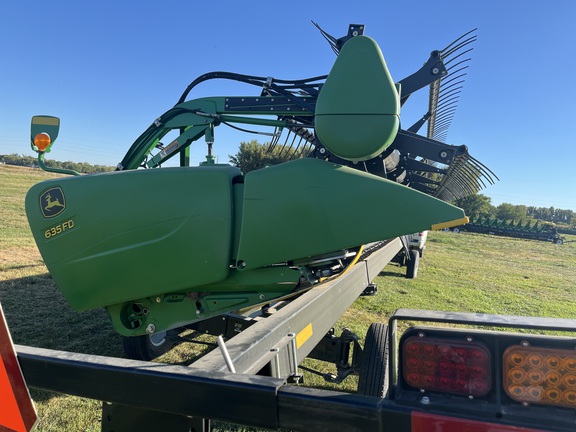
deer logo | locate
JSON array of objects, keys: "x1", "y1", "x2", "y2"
[{"x1": 40, "y1": 187, "x2": 66, "y2": 218}]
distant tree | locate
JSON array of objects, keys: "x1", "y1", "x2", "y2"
[
  {"x1": 453, "y1": 194, "x2": 494, "y2": 220},
  {"x1": 0, "y1": 153, "x2": 36, "y2": 167},
  {"x1": 496, "y1": 203, "x2": 527, "y2": 221},
  {"x1": 229, "y1": 140, "x2": 302, "y2": 174},
  {"x1": 556, "y1": 208, "x2": 574, "y2": 224},
  {"x1": 526, "y1": 206, "x2": 573, "y2": 224},
  {"x1": 0, "y1": 153, "x2": 114, "y2": 173}
]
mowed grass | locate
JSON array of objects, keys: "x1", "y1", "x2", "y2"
[{"x1": 1, "y1": 164, "x2": 575, "y2": 431}]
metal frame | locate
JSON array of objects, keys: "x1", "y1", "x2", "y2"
[
  {"x1": 192, "y1": 238, "x2": 401, "y2": 377},
  {"x1": 16, "y1": 238, "x2": 404, "y2": 431},
  {"x1": 15, "y1": 258, "x2": 576, "y2": 431},
  {"x1": 17, "y1": 343, "x2": 411, "y2": 431}
]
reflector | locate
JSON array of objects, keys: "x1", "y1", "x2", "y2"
[
  {"x1": 33, "y1": 133, "x2": 51, "y2": 152},
  {"x1": 503, "y1": 345, "x2": 576, "y2": 408},
  {"x1": 401, "y1": 335, "x2": 491, "y2": 397}
]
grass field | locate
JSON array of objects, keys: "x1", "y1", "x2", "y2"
[{"x1": 1, "y1": 164, "x2": 575, "y2": 431}]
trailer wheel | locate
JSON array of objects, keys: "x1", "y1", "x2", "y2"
[
  {"x1": 554, "y1": 238, "x2": 564, "y2": 245},
  {"x1": 405, "y1": 249, "x2": 419, "y2": 279},
  {"x1": 358, "y1": 323, "x2": 388, "y2": 397},
  {"x1": 123, "y1": 331, "x2": 175, "y2": 361}
]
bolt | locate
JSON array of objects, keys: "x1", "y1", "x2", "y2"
[
  {"x1": 418, "y1": 332, "x2": 425, "y2": 338},
  {"x1": 421, "y1": 396, "x2": 430, "y2": 405},
  {"x1": 466, "y1": 336, "x2": 473, "y2": 342},
  {"x1": 155, "y1": 297, "x2": 161, "y2": 303},
  {"x1": 259, "y1": 294, "x2": 265, "y2": 300},
  {"x1": 146, "y1": 324, "x2": 156, "y2": 334},
  {"x1": 440, "y1": 151, "x2": 448, "y2": 159},
  {"x1": 521, "y1": 340, "x2": 530, "y2": 347},
  {"x1": 352, "y1": 31, "x2": 359, "y2": 37},
  {"x1": 432, "y1": 67, "x2": 440, "y2": 74},
  {"x1": 319, "y1": 148, "x2": 326, "y2": 154}
]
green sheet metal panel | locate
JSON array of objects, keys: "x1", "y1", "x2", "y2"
[
  {"x1": 235, "y1": 158, "x2": 465, "y2": 270},
  {"x1": 315, "y1": 35, "x2": 400, "y2": 161},
  {"x1": 25, "y1": 166, "x2": 240, "y2": 310}
]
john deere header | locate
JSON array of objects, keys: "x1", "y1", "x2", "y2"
[{"x1": 25, "y1": 24, "x2": 493, "y2": 337}]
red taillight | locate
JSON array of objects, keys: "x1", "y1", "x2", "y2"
[
  {"x1": 402, "y1": 336, "x2": 492, "y2": 397},
  {"x1": 503, "y1": 345, "x2": 576, "y2": 408}
]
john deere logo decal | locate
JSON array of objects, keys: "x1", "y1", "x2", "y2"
[{"x1": 40, "y1": 187, "x2": 66, "y2": 218}]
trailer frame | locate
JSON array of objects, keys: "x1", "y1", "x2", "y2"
[
  {"x1": 17, "y1": 238, "x2": 405, "y2": 431},
  {"x1": 11, "y1": 237, "x2": 576, "y2": 431}
]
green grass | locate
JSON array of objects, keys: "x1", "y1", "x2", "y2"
[{"x1": 1, "y1": 164, "x2": 575, "y2": 431}]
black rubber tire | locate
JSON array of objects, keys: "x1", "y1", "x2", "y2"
[
  {"x1": 358, "y1": 323, "x2": 388, "y2": 397},
  {"x1": 405, "y1": 249, "x2": 419, "y2": 279},
  {"x1": 555, "y1": 238, "x2": 564, "y2": 245},
  {"x1": 123, "y1": 331, "x2": 175, "y2": 361}
]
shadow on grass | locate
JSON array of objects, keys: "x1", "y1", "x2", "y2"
[
  {"x1": 0, "y1": 263, "x2": 44, "y2": 271},
  {"x1": 0, "y1": 273, "x2": 125, "y2": 403},
  {"x1": 378, "y1": 270, "x2": 405, "y2": 278},
  {"x1": 0, "y1": 273, "x2": 123, "y2": 356}
]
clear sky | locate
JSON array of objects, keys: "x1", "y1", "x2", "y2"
[{"x1": 1, "y1": 1, "x2": 575, "y2": 211}]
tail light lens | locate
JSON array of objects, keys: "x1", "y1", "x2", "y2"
[
  {"x1": 402, "y1": 336, "x2": 492, "y2": 397},
  {"x1": 503, "y1": 345, "x2": 576, "y2": 408}
]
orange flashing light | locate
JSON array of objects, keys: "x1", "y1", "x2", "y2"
[
  {"x1": 402, "y1": 336, "x2": 492, "y2": 397},
  {"x1": 503, "y1": 345, "x2": 576, "y2": 408},
  {"x1": 33, "y1": 133, "x2": 51, "y2": 152}
]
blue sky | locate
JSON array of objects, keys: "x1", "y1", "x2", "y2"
[{"x1": 1, "y1": 1, "x2": 575, "y2": 211}]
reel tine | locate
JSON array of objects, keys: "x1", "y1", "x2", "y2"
[
  {"x1": 440, "y1": 29, "x2": 478, "y2": 57},
  {"x1": 312, "y1": 20, "x2": 340, "y2": 55},
  {"x1": 427, "y1": 29, "x2": 478, "y2": 142}
]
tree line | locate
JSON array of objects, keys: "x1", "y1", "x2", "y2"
[
  {"x1": 453, "y1": 194, "x2": 574, "y2": 226},
  {"x1": 0, "y1": 153, "x2": 114, "y2": 174}
]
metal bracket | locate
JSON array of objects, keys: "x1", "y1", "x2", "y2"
[{"x1": 101, "y1": 402, "x2": 210, "y2": 432}]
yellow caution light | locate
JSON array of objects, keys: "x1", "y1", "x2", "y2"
[
  {"x1": 503, "y1": 345, "x2": 576, "y2": 409},
  {"x1": 33, "y1": 132, "x2": 51, "y2": 152}
]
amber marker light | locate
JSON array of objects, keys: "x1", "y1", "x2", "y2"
[
  {"x1": 401, "y1": 335, "x2": 492, "y2": 397},
  {"x1": 34, "y1": 132, "x2": 51, "y2": 152},
  {"x1": 503, "y1": 345, "x2": 576, "y2": 408}
]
